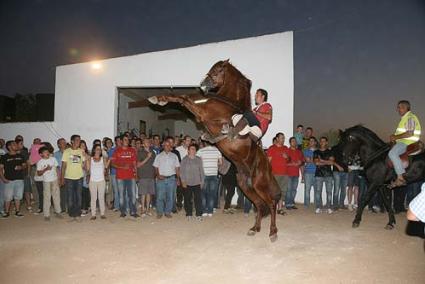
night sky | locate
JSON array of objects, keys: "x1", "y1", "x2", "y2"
[{"x1": 1, "y1": 0, "x2": 424, "y2": 138}]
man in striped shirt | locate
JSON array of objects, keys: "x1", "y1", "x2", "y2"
[
  {"x1": 197, "y1": 143, "x2": 223, "y2": 216},
  {"x1": 407, "y1": 182, "x2": 425, "y2": 223}
]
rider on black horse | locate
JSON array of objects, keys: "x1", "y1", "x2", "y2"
[
  {"x1": 230, "y1": 88, "x2": 273, "y2": 142},
  {"x1": 389, "y1": 100, "x2": 422, "y2": 187}
]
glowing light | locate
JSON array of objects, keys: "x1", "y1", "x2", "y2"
[
  {"x1": 69, "y1": 48, "x2": 79, "y2": 57},
  {"x1": 91, "y1": 61, "x2": 102, "y2": 70}
]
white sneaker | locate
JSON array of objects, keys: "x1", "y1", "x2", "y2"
[
  {"x1": 315, "y1": 208, "x2": 321, "y2": 214},
  {"x1": 327, "y1": 208, "x2": 333, "y2": 214},
  {"x1": 202, "y1": 213, "x2": 208, "y2": 217},
  {"x1": 353, "y1": 204, "x2": 358, "y2": 210},
  {"x1": 207, "y1": 213, "x2": 213, "y2": 217},
  {"x1": 348, "y1": 204, "x2": 353, "y2": 211},
  {"x1": 232, "y1": 114, "x2": 243, "y2": 126}
]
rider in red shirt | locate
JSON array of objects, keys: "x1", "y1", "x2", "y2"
[{"x1": 231, "y1": 89, "x2": 273, "y2": 142}]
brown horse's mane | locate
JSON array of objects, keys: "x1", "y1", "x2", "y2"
[{"x1": 222, "y1": 62, "x2": 252, "y2": 112}]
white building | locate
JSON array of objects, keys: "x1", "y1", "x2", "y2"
[{"x1": 0, "y1": 32, "x2": 294, "y2": 148}]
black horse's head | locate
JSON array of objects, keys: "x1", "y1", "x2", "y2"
[
  {"x1": 200, "y1": 59, "x2": 230, "y2": 93},
  {"x1": 338, "y1": 125, "x2": 386, "y2": 164},
  {"x1": 339, "y1": 128, "x2": 363, "y2": 163}
]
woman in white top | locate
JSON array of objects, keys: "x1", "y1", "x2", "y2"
[{"x1": 86, "y1": 144, "x2": 109, "y2": 220}]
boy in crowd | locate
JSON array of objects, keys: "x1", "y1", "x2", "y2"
[
  {"x1": 37, "y1": 146, "x2": 62, "y2": 221},
  {"x1": 294, "y1": 125, "x2": 304, "y2": 150},
  {"x1": 313, "y1": 137, "x2": 335, "y2": 214},
  {"x1": 0, "y1": 140, "x2": 26, "y2": 218}
]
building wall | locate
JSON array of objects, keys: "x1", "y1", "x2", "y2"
[
  {"x1": 0, "y1": 32, "x2": 293, "y2": 148},
  {"x1": 174, "y1": 119, "x2": 202, "y2": 138},
  {"x1": 0, "y1": 32, "x2": 304, "y2": 199}
]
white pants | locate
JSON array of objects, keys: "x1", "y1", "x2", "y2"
[
  {"x1": 89, "y1": 180, "x2": 106, "y2": 216},
  {"x1": 43, "y1": 180, "x2": 61, "y2": 217}
]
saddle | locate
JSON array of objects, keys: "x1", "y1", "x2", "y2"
[{"x1": 387, "y1": 141, "x2": 424, "y2": 169}]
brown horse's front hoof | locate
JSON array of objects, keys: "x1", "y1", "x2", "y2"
[
  {"x1": 269, "y1": 234, "x2": 278, "y2": 242},
  {"x1": 247, "y1": 229, "x2": 256, "y2": 236},
  {"x1": 385, "y1": 223, "x2": 395, "y2": 230}
]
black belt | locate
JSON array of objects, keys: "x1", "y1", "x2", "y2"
[{"x1": 163, "y1": 175, "x2": 176, "y2": 179}]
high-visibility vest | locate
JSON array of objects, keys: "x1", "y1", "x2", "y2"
[{"x1": 394, "y1": 111, "x2": 421, "y2": 145}]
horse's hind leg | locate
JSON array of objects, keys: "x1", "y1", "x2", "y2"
[
  {"x1": 379, "y1": 187, "x2": 396, "y2": 230},
  {"x1": 268, "y1": 199, "x2": 278, "y2": 242},
  {"x1": 251, "y1": 182, "x2": 279, "y2": 242},
  {"x1": 353, "y1": 184, "x2": 378, "y2": 228},
  {"x1": 236, "y1": 173, "x2": 263, "y2": 235}
]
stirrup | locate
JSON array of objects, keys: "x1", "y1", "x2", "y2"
[{"x1": 389, "y1": 178, "x2": 406, "y2": 189}]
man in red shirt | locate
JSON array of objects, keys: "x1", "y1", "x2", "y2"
[
  {"x1": 285, "y1": 137, "x2": 304, "y2": 210},
  {"x1": 231, "y1": 88, "x2": 272, "y2": 142},
  {"x1": 267, "y1": 132, "x2": 288, "y2": 215},
  {"x1": 112, "y1": 136, "x2": 139, "y2": 218}
]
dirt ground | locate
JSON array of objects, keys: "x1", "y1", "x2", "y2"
[{"x1": 0, "y1": 206, "x2": 424, "y2": 284}]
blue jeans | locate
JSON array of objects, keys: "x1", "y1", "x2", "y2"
[
  {"x1": 65, "y1": 178, "x2": 82, "y2": 217},
  {"x1": 285, "y1": 176, "x2": 299, "y2": 208},
  {"x1": 110, "y1": 174, "x2": 120, "y2": 210},
  {"x1": 0, "y1": 180, "x2": 5, "y2": 213},
  {"x1": 202, "y1": 176, "x2": 219, "y2": 214},
  {"x1": 304, "y1": 173, "x2": 315, "y2": 206},
  {"x1": 244, "y1": 195, "x2": 252, "y2": 214},
  {"x1": 388, "y1": 142, "x2": 407, "y2": 175},
  {"x1": 333, "y1": 171, "x2": 348, "y2": 208},
  {"x1": 315, "y1": 176, "x2": 333, "y2": 209},
  {"x1": 156, "y1": 176, "x2": 176, "y2": 215},
  {"x1": 117, "y1": 179, "x2": 136, "y2": 215}
]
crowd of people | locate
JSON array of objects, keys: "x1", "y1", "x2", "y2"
[{"x1": 0, "y1": 125, "x2": 422, "y2": 222}]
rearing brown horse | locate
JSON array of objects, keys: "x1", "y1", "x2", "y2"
[{"x1": 149, "y1": 60, "x2": 281, "y2": 242}]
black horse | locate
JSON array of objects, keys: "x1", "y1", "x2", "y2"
[{"x1": 338, "y1": 125, "x2": 425, "y2": 229}]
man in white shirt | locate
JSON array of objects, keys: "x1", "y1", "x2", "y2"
[
  {"x1": 197, "y1": 143, "x2": 222, "y2": 216},
  {"x1": 153, "y1": 140, "x2": 180, "y2": 218},
  {"x1": 37, "y1": 146, "x2": 62, "y2": 221}
]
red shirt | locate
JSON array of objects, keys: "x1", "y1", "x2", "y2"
[
  {"x1": 253, "y1": 102, "x2": 272, "y2": 134},
  {"x1": 112, "y1": 147, "x2": 137, "y2": 180},
  {"x1": 286, "y1": 147, "x2": 304, "y2": 177},
  {"x1": 267, "y1": 144, "x2": 288, "y2": 175}
]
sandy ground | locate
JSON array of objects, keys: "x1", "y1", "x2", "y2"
[{"x1": 0, "y1": 206, "x2": 424, "y2": 284}]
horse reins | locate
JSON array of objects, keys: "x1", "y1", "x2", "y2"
[{"x1": 362, "y1": 143, "x2": 391, "y2": 169}]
